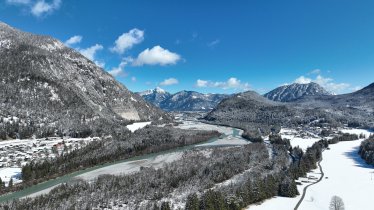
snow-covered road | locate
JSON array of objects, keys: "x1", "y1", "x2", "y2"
[{"x1": 247, "y1": 128, "x2": 374, "y2": 210}]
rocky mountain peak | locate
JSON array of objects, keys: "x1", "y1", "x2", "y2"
[{"x1": 264, "y1": 82, "x2": 330, "y2": 102}]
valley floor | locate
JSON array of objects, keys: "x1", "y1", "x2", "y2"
[{"x1": 247, "y1": 128, "x2": 374, "y2": 210}]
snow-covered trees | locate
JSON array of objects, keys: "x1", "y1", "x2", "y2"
[
  {"x1": 6, "y1": 126, "x2": 219, "y2": 195},
  {"x1": 358, "y1": 136, "x2": 374, "y2": 166}
]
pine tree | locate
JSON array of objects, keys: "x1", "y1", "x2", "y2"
[
  {"x1": 185, "y1": 193, "x2": 199, "y2": 210},
  {"x1": 8, "y1": 178, "x2": 13, "y2": 188}
]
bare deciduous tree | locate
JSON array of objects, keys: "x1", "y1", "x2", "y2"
[{"x1": 329, "y1": 195, "x2": 345, "y2": 210}]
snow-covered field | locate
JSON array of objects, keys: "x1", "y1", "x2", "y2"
[
  {"x1": 0, "y1": 167, "x2": 22, "y2": 187},
  {"x1": 247, "y1": 128, "x2": 374, "y2": 210},
  {"x1": 280, "y1": 128, "x2": 321, "y2": 151},
  {"x1": 126, "y1": 121, "x2": 152, "y2": 132}
]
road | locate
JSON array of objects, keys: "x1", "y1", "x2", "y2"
[{"x1": 294, "y1": 155, "x2": 325, "y2": 210}]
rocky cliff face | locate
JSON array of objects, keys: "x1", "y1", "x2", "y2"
[{"x1": 0, "y1": 22, "x2": 171, "y2": 139}]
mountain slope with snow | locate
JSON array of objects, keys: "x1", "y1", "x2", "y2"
[
  {"x1": 264, "y1": 82, "x2": 331, "y2": 102},
  {"x1": 138, "y1": 89, "x2": 229, "y2": 111},
  {"x1": 0, "y1": 21, "x2": 171, "y2": 139}
]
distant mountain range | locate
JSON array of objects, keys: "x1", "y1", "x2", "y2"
[
  {"x1": 0, "y1": 22, "x2": 171, "y2": 139},
  {"x1": 205, "y1": 82, "x2": 374, "y2": 137},
  {"x1": 264, "y1": 82, "x2": 331, "y2": 102},
  {"x1": 138, "y1": 88, "x2": 229, "y2": 111}
]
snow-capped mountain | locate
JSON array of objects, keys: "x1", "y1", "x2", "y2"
[
  {"x1": 0, "y1": 21, "x2": 171, "y2": 139},
  {"x1": 138, "y1": 89, "x2": 229, "y2": 111},
  {"x1": 264, "y1": 82, "x2": 331, "y2": 102},
  {"x1": 138, "y1": 87, "x2": 171, "y2": 107}
]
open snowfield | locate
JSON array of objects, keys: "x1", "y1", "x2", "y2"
[
  {"x1": 126, "y1": 121, "x2": 152, "y2": 132},
  {"x1": 0, "y1": 167, "x2": 22, "y2": 187},
  {"x1": 247, "y1": 128, "x2": 374, "y2": 210},
  {"x1": 280, "y1": 128, "x2": 321, "y2": 151},
  {"x1": 247, "y1": 167, "x2": 322, "y2": 210}
]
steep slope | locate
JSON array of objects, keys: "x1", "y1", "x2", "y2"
[
  {"x1": 0, "y1": 22, "x2": 171, "y2": 139},
  {"x1": 264, "y1": 82, "x2": 330, "y2": 102},
  {"x1": 138, "y1": 89, "x2": 229, "y2": 111},
  {"x1": 138, "y1": 87, "x2": 171, "y2": 107}
]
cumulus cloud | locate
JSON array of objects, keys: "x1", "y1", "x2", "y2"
[
  {"x1": 294, "y1": 74, "x2": 350, "y2": 93},
  {"x1": 294, "y1": 76, "x2": 312, "y2": 84},
  {"x1": 31, "y1": 0, "x2": 61, "y2": 17},
  {"x1": 64, "y1": 35, "x2": 82, "y2": 47},
  {"x1": 79, "y1": 44, "x2": 105, "y2": 67},
  {"x1": 160, "y1": 78, "x2": 179, "y2": 86},
  {"x1": 195, "y1": 77, "x2": 250, "y2": 91},
  {"x1": 6, "y1": 0, "x2": 62, "y2": 17},
  {"x1": 79, "y1": 44, "x2": 103, "y2": 60},
  {"x1": 196, "y1": 79, "x2": 209, "y2": 87},
  {"x1": 133, "y1": 46, "x2": 181, "y2": 66},
  {"x1": 110, "y1": 29, "x2": 144, "y2": 54},
  {"x1": 107, "y1": 58, "x2": 134, "y2": 77}
]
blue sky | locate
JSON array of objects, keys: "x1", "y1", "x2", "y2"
[{"x1": 1, "y1": 0, "x2": 374, "y2": 94}]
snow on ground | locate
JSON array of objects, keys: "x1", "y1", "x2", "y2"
[
  {"x1": 0, "y1": 167, "x2": 22, "y2": 187},
  {"x1": 176, "y1": 121, "x2": 238, "y2": 136},
  {"x1": 126, "y1": 121, "x2": 152, "y2": 132},
  {"x1": 177, "y1": 121, "x2": 250, "y2": 147},
  {"x1": 280, "y1": 128, "x2": 321, "y2": 151},
  {"x1": 76, "y1": 152, "x2": 183, "y2": 181},
  {"x1": 247, "y1": 167, "x2": 322, "y2": 210},
  {"x1": 247, "y1": 128, "x2": 374, "y2": 210},
  {"x1": 196, "y1": 136, "x2": 249, "y2": 147},
  {"x1": 298, "y1": 138, "x2": 374, "y2": 210}
]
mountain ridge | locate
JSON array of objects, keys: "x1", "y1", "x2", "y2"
[
  {"x1": 138, "y1": 88, "x2": 229, "y2": 111},
  {"x1": 264, "y1": 82, "x2": 331, "y2": 102},
  {"x1": 0, "y1": 21, "x2": 171, "y2": 139}
]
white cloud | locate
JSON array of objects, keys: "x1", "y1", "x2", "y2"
[
  {"x1": 195, "y1": 77, "x2": 250, "y2": 91},
  {"x1": 131, "y1": 76, "x2": 136, "y2": 82},
  {"x1": 196, "y1": 79, "x2": 208, "y2": 87},
  {"x1": 79, "y1": 44, "x2": 104, "y2": 67},
  {"x1": 6, "y1": 0, "x2": 31, "y2": 5},
  {"x1": 110, "y1": 29, "x2": 144, "y2": 54},
  {"x1": 208, "y1": 39, "x2": 220, "y2": 47},
  {"x1": 6, "y1": 0, "x2": 61, "y2": 17},
  {"x1": 160, "y1": 78, "x2": 179, "y2": 86},
  {"x1": 108, "y1": 58, "x2": 132, "y2": 77},
  {"x1": 64, "y1": 35, "x2": 82, "y2": 47},
  {"x1": 79, "y1": 44, "x2": 103, "y2": 60},
  {"x1": 31, "y1": 0, "x2": 61, "y2": 17},
  {"x1": 294, "y1": 76, "x2": 312, "y2": 84},
  {"x1": 294, "y1": 74, "x2": 350, "y2": 93},
  {"x1": 133, "y1": 46, "x2": 181, "y2": 66}
]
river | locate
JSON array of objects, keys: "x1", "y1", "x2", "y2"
[{"x1": 0, "y1": 121, "x2": 249, "y2": 203}]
